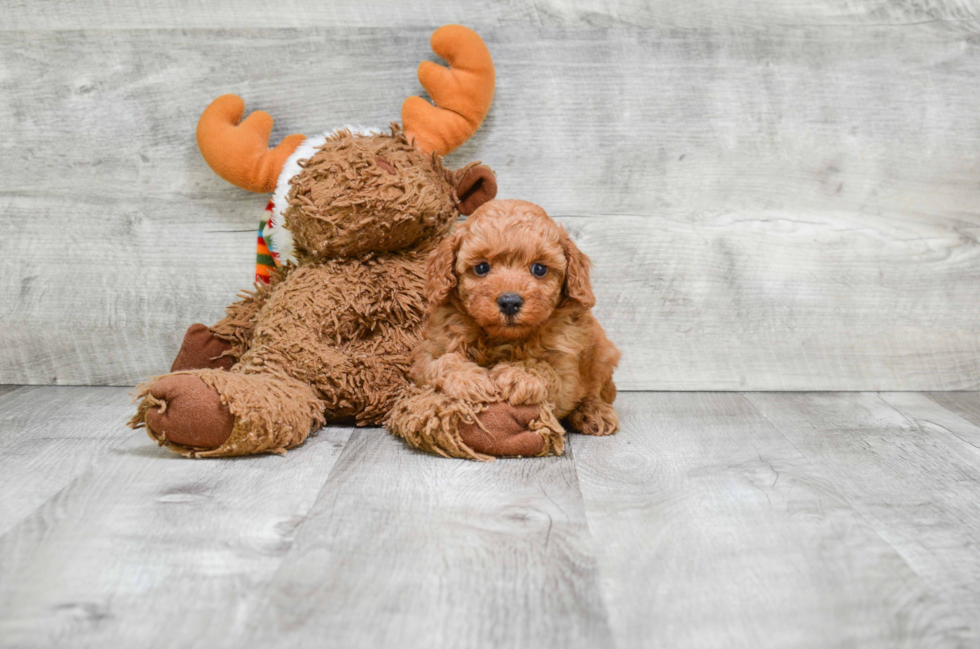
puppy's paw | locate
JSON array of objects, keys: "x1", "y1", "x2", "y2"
[
  {"x1": 568, "y1": 398, "x2": 619, "y2": 436},
  {"x1": 490, "y1": 364, "x2": 549, "y2": 405},
  {"x1": 440, "y1": 370, "x2": 499, "y2": 403}
]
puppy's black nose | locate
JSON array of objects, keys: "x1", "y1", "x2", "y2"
[{"x1": 497, "y1": 293, "x2": 523, "y2": 316}]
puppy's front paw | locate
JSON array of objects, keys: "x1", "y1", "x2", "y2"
[
  {"x1": 490, "y1": 364, "x2": 549, "y2": 405},
  {"x1": 440, "y1": 370, "x2": 499, "y2": 403},
  {"x1": 568, "y1": 398, "x2": 619, "y2": 436}
]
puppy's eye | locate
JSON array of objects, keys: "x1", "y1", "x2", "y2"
[
  {"x1": 474, "y1": 262, "x2": 491, "y2": 277},
  {"x1": 531, "y1": 263, "x2": 548, "y2": 277}
]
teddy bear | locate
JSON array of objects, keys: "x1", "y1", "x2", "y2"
[{"x1": 128, "y1": 25, "x2": 553, "y2": 458}]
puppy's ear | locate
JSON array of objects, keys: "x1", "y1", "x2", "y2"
[
  {"x1": 560, "y1": 227, "x2": 596, "y2": 310},
  {"x1": 453, "y1": 163, "x2": 497, "y2": 216},
  {"x1": 426, "y1": 228, "x2": 462, "y2": 311}
]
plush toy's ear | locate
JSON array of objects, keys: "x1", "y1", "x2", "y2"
[
  {"x1": 425, "y1": 229, "x2": 463, "y2": 311},
  {"x1": 559, "y1": 227, "x2": 596, "y2": 310},
  {"x1": 454, "y1": 164, "x2": 497, "y2": 215}
]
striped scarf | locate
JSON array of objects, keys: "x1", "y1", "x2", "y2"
[{"x1": 256, "y1": 200, "x2": 280, "y2": 284}]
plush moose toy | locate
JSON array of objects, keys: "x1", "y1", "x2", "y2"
[{"x1": 129, "y1": 25, "x2": 551, "y2": 458}]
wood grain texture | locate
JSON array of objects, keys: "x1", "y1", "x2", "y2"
[
  {"x1": 746, "y1": 391, "x2": 980, "y2": 640},
  {"x1": 4, "y1": 0, "x2": 979, "y2": 30},
  {"x1": 235, "y1": 429, "x2": 613, "y2": 649},
  {"x1": 4, "y1": 388, "x2": 980, "y2": 646},
  {"x1": 0, "y1": 419, "x2": 353, "y2": 649},
  {"x1": 571, "y1": 391, "x2": 973, "y2": 648},
  {"x1": 0, "y1": 385, "x2": 22, "y2": 399},
  {"x1": 3, "y1": 16, "x2": 980, "y2": 388},
  {"x1": 923, "y1": 391, "x2": 980, "y2": 426},
  {"x1": 0, "y1": 386, "x2": 133, "y2": 536}
]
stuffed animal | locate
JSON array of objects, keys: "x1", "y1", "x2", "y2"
[{"x1": 129, "y1": 25, "x2": 528, "y2": 458}]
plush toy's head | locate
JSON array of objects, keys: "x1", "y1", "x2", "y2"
[
  {"x1": 277, "y1": 127, "x2": 495, "y2": 258},
  {"x1": 196, "y1": 25, "x2": 497, "y2": 262}
]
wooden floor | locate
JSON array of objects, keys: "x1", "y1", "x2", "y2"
[{"x1": 2, "y1": 387, "x2": 980, "y2": 648}]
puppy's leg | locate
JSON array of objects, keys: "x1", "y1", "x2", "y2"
[
  {"x1": 570, "y1": 327, "x2": 620, "y2": 435},
  {"x1": 567, "y1": 391, "x2": 619, "y2": 437},
  {"x1": 418, "y1": 352, "x2": 499, "y2": 403},
  {"x1": 600, "y1": 377, "x2": 617, "y2": 404},
  {"x1": 490, "y1": 361, "x2": 555, "y2": 405}
]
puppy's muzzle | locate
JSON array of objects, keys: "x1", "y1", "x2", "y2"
[{"x1": 497, "y1": 293, "x2": 523, "y2": 316}]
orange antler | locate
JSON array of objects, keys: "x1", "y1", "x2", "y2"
[
  {"x1": 196, "y1": 94, "x2": 306, "y2": 193},
  {"x1": 402, "y1": 25, "x2": 495, "y2": 156}
]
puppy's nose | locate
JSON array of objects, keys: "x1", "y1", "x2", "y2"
[{"x1": 497, "y1": 293, "x2": 523, "y2": 316}]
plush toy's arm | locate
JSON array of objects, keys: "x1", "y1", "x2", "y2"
[{"x1": 210, "y1": 263, "x2": 293, "y2": 360}]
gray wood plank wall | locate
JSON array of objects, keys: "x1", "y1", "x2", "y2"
[{"x1": 2, "y1": 1, "x2": 980, "y2": 389}]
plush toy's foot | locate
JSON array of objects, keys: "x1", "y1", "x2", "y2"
[
  {"x1": 567, "y1": 397, "x2": 619, "y2": 436},
  {"x1": 129, "y1": 369, "x2": 324, "y2": 458},
  {"x1": 171, "y1": 323, "x2": 235, "y2": 372},
  {"x1": 459, "y1": 403, "x2": 550, "y2": 456},
  {"x1": 386, "y1": 387, "x2": 565, "y2": 461},
  {"x1": 143, "y1": 374, "x2": 235, "y2": 449}
]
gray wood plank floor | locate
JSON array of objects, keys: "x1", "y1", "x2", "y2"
[{"x1": 3, "y1": 388, "x2": 980, "y2": 648}]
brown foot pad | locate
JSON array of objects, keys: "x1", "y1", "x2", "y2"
[
  {"x1": 144, "y1": 374, "x2": 234, "y2": 449},
  {"x1": 171, "y1": 323, "x2": 235, "y2": 372},
  {"x1": 459, "y1": 403, "x2": 548, "y2": 457}
]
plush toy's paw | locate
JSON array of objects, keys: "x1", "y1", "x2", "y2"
[
  {"x1": 567, "y1": 398, "x2": 619, "y2": 436},
  {"x1": 459, "y1": 403, "x2": 554, "y2": 457},
  {"x1": 144, "y1": 374, "x2": 235, "y2": 449},
  {"x1": 490, "y1": 364, "x2": 549, "y2": 405},
  {"x1": 440, "y1": 370, "x2": 499, "y2": 403},
  {"x1": 171, "y1": 324, "x2": 235, "y2": 372}
]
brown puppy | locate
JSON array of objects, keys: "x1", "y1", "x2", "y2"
[{"x1": 413, "y1": 199, "x2": 620, "y2": 448}]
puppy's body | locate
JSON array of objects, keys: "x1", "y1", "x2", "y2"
[{"x1": 412, "y1": 199, "x2": 620, "y2": 437}]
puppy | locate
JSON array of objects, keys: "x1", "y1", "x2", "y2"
[{"x1": 411, "y1": 199, "x2": 620, "y2": 437}]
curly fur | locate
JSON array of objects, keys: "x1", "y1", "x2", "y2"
[
  {"x1": 387, "y1": 385, "x2": 565, "y2": 461},
  {"x1": 286, "y1": 126, "x2": 459, "y2": 258},
  {"x1": 130, "y1": 368, "x2": 323, "y2": 458},
  {"x1": 210, "y1": 262, "x2": 294, "y2": 360},
  {"x1": 387, "y1": 199, "x2": 620, "y2": 460},
  {"x1": 129, "y1": 130, "x2": 497, "y2": 457}
]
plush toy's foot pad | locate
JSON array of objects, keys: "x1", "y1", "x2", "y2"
[
  {"x1": 387, "y1": 388, "x2": 565, "y2": 461},
  {"x1": 171, "y1": 323, "x2": 235, "y2": 372},
  {"x1": 459, "y1": 402, "x2": 557, "y2": 457},
  {"x1": 143, "y1": 374, "x2": 234, "y2": 449}
]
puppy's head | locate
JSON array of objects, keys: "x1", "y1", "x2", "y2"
[{"x1": 426, "y1": 199, "x2": 595, "y2": 341}]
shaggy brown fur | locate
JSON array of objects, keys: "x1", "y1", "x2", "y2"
[
  {"x1": 129, "y1": 127, "x2": 499, "y2": 457},
  {"x1": 287, "y1": 129, "x2": 457, "y2": 257},
  {"x1": 387, "y1": 199, "x2": 620, "y2": 460}
]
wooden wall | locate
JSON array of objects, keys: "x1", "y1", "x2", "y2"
[{"x1": 2, "y1": 1, "x2": 980, "y2": 389}]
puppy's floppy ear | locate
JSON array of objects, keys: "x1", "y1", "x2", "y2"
[
  {"x1": 453, "y1": 162, "x2": 497, "y2": 215},
  {"x1": 559, "y1": 227, "x2": 596, "y2": 309},
  {"x1": 426, "y1": 228, "x2": 462, "y2": 311}
]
